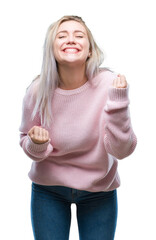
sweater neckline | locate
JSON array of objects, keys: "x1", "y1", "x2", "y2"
[{"x1": 55, "y1": 80, "x2": 90, "y2": 95}]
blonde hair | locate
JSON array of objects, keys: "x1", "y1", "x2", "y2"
[{"x1": 31, "y1": 15, "x2": 104, "y2": 127}]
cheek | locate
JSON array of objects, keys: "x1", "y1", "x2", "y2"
[
  {"x1": 83, "y1": 40, "x2": 90, "y2": 52},
  {"x1": 53, "y1": 40, "x2": 65, "y2": 57},
  {"x1": 53, "y1": 43, "x2": 61, "y2": 59},
  {"x1": 83, "y1": 43, "x2": 90, "y2": 57}
]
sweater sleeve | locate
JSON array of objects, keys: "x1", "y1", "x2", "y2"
[
  {"x1": 19, "y1": 85, "x2": 53, "y2": 162},
  {"x1": 104, "y1": 86, "x2": 137, "y2": 159}
]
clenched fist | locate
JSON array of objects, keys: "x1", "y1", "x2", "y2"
[
  {"x1": 113, "y1": 74, "x2": 127, "y2": 88},
  {"x1": 28, "y1": 126, "x2": 50, "y2": 144}
]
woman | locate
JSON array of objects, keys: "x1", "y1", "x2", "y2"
[{"x1": 19, "y1": 15, "x2": 137, "y2": 240}]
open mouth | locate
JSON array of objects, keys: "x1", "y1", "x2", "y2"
[{"x1": 63, "y1": 48, "x2": 80, "y2": 53}]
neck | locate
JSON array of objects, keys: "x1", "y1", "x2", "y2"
[{"x1": 58, "y1": 64, "x2": 88, "y2": 90}]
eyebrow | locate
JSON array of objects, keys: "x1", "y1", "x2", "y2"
[{"x1": 56, "y1": 30, "x2": 86, "y2": 36}]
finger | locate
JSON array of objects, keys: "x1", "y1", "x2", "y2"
[
  {"x1": 28, "y1": 126, "x2": 36, "y2": 137},
  {"x1": 120, "y1": 75, "x2": 127, "y2": 88},
  {"x1": 32, "y1": 127, "x2": 42, "y2": 142},
  {"x1": 42, "y1": 129, "x2": 47, "y2": 142},
  {"x1": 113, "y1": 76, "x2": 121, "y2": 88},
  {"x1": 39, "y1": 127, "x2": 42, "y2": 138},
  {"x1": 37, "y1": 128, "x2": 49, "y2": 143},
  {"x1": 36, "y1": 127, "x2": 43, "y2": 136},
  {"x1": 43, "y1": 129, "x2": 50, "y2": 142},
  {"x1": 115, "y1": 74, "x2": 127, "y2": 88},
  {"x1": 33, "y1": 126, "x2": 40, "y2": 137},
  {"x1": 28, "y1": 131, "x2": 34, "y2": 139},
  {"x1": 46, "y1": 130, "x2": 50, "y2": 141}
]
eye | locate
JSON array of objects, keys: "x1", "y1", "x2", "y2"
[
  {"x1": 76, "y1": 35, "x2": 83, "y2": 38},
  {"x1": 58, "y1": 36, "x2": 66, "y2": 39}
]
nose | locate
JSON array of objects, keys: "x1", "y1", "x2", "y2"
[{"x1": 66, "y1": 34, "x2": 76, "y2": 45}]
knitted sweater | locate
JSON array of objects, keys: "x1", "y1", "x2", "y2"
[{"x1": 19, "y1": 70, "x2": 137, "y2": 192}]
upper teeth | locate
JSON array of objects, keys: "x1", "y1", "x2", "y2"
[{"x1": 64, "y1": 48, "x2": 79, "y2": 53}]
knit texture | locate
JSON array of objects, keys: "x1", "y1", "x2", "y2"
[{"x1": 19, "y1": 70, "x2": 137, "y2": 192}]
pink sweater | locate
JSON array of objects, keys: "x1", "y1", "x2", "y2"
[{"x1": 19, "y1": 70, "x2": 137, "y2": 192}]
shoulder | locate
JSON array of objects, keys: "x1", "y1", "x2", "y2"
[{"x1": 23, "y1": 75, "x2": 40, "y2": 107}]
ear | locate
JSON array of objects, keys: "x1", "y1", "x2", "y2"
[{"x1": 88, "y1": 51, "x2": 92, "y2": 57}]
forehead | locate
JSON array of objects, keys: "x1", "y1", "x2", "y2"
[{"x1": 57, "y1": 20, "x2": 87, "y2": 33}]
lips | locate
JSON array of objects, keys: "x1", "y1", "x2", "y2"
[{"x1": 63, "y1": 47, "x2": 80, "y2": 53}]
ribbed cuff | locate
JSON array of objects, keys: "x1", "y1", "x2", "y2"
[
  {"x1": 26, "y1": 135, "x2": 50, "y2": 153},
  {"x1": 108, "y1": 86, "x2": 129, "y2": 102}
]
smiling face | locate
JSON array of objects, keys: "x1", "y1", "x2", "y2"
[{"x1": 53, "y1": 20, "x2": 90, "y2": 67}]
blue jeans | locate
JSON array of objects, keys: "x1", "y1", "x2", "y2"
[{"x1": 31, "y1": 183, "x2": 118, "y2": 240}]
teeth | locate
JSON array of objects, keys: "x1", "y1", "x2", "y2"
[{"x1": 64, "y1": 48, "x2": 79, "y2": 53}]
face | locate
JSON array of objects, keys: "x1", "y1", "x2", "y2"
[{"x1": 53, "y1": 20, "x2": 90, "y2": 67}]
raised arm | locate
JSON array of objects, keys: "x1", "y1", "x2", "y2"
[
  {"x1": 104, "y1": 74, "x2": 137, "y2": 159},
  {"x1": 19, "y1": 84, "x2": 53, "y2": 161}
]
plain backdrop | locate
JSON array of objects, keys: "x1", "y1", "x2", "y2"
[{"x1": 0, "y1": 0, "x2": 156, "y2": 239}]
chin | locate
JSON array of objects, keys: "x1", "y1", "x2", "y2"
[
  {"x1": 63, "y1": 60, "x2": 86, "y2": 67},
  {"x1": 60, "y1": 56, "x2": 87, "y2": 65}
]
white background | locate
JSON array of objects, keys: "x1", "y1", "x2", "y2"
[{"x1": 0, "y1": 0, "x2": 156, "y2": 239}]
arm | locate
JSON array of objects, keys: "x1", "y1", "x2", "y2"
[
  {"x1": 104, "y1": 74, "x2": 137, "y2": 159},
  {"x1": 19, "y1": 85, "x2": 53, "y2": 162}
]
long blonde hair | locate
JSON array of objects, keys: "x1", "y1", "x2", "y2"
[{"x1": 31, "y1": 15, "x2": 104, "y2": 127}]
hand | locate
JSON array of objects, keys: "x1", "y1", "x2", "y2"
[
  {"x1": 113, "y1": 74, "x2": 127, "y2": 88},
  {"x1": 28, "y1": 126, "x2": 50, "y2": 144}
]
